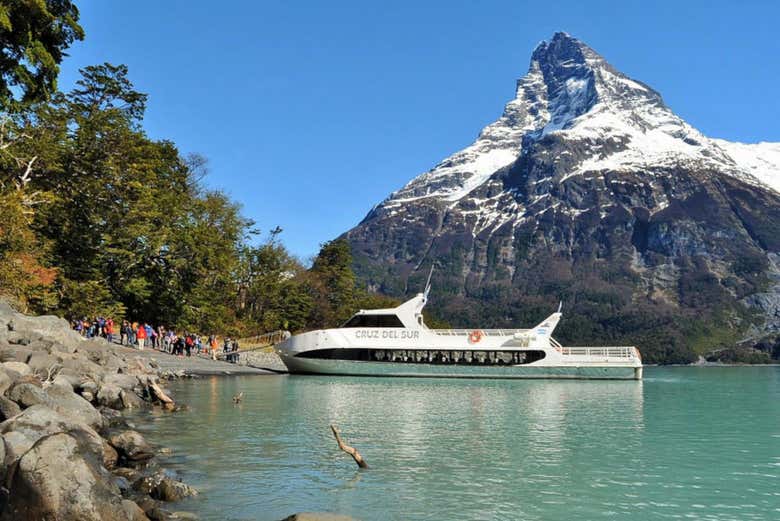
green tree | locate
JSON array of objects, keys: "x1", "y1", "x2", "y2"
[
  {"x1": 309, "y1": 238, "x2": 357, "y2": 327},
  {"x1": 25, "y1": 63, "x2": 253, "y2": 334},
  {"x1": 236, "y1": 234, "x2": 312, "y2": 332},
  {"x1": 163, "y1": 191, "x2": 251, "y2": 333},
  {"x1": 0, "y1": 0, "x2": 84, "y2": 109}
]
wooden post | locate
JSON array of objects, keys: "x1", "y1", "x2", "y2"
[{"x1": 330, "y1": 425, "x2": 368, "y2": 469}]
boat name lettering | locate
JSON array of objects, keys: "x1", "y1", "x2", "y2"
[{"x1": 354, "y1": 330, "x2": 420, "y2": 339}]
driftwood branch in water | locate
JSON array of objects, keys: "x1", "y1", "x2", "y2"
[
  {"x1": 330, "y1": 425, "x2": 369, "y2": 469},
  {"x1": 149, "y1": 381, "x2": 176, "y2": 410}
]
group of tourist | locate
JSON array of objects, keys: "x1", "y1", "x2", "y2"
[
  {"x1": 72, "y1": 317, "x2": 244, "y2": 363},
  {"x1": 73, "y1": 317, "x2": 116, "y2": 343}
]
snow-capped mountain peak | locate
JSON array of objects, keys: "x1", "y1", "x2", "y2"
[
  {"x1": 346, "y1": 33, "x2": 780, "y2": 362},
  {"x1": 383, "y1": 32, "x2": 779, "y2": 208}
]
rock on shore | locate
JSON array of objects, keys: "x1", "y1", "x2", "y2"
[{"x1": 0, "y1": 302, "x2": 196, "y2": 521}]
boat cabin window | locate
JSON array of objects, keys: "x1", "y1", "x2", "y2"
[{"x1": 341, "y1": 314, "x2": 405, "y2": 328}]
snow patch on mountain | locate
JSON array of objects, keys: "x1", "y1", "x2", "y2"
[
  {"x1": 381, "y1": 32, "x2": 780, "y2": 212},
  {"x1": 389, "y1": 146, "x2": 518, "y2": 204},
  {"x1": 712, "y1": 140, "x2": 780, "y2": 194}
]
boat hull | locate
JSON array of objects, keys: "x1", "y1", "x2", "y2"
[{"x1": 279, "y1": 354, "x2": 642, "y2": 380}]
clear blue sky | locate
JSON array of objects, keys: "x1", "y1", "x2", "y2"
[{"x1": 58, "y1": 0, "x2": 780, "y2": 259}]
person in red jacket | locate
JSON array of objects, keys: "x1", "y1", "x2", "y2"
[
  {"x1": 105, "y1": 318, "x2": 114, "y2": 344},
  {"x1": 136, "y1": 323, "x2": 147, "y2": 350}
]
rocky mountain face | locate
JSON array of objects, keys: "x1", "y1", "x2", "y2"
[{"x1": 345, "y1": 32, "x2": 780, "y2": 363}]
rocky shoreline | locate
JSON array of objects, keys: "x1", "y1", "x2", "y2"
[{"x1": 0, "y1": 301, "x2": 199, "y2": 521}]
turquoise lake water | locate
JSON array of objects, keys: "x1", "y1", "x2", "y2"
[{"x1": 132, "y1": 367, "x2": 780, "y2": 520}]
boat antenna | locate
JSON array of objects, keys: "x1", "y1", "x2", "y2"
[
  {"x1": 557, "y1": 301, "x2": 563, "y2": 313},
  {"x1": 423, "y1": 265, "x2": 434, "y2": 300}
]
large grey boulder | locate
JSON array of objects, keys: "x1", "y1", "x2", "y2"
[
  {"x1": 6, "y1": 380, "x2": 102, "y2": 428},
  {"x1": 81, "y1": 377, "x2": 100, "y2": 394},
  {"x1": 150, "y1": 474, "x2": 198, "y2": 502},
  {"x1": 44, "y1": 384, "x2": 103, "y2": 428},
  {"x1": 26, "y1": 352, "x2": 62, "y2": 378},
  {"x1": 0, "y1": 300, "x2": 15, "y2": 323},
  {"x1": 60, "y1": 355, "x2": 104, "y2": 381},
  {"x1": 4, "y1": 331, "x2": 39, "y2": 345},
  {"x1": 78, "y1": 344, "x2": 129, "y2": 373},
  {"x1": 55, "y1": 366, "x2": 86, "y2": 388},
  {"x1": 0, "y1": 396, "x2": 21, "y2": 421},
  {"x1": 103, "y1": 372, "x2": 140, "y2": 391},
  {"x1": 3, "y1": 432, "x2": 130, "y2": 521},
  {"x1": 0, "y1": 369, "x2": 11, "y2": 395},
  {"x1": 52, "y1": 373, "x2": 77, "y2": 390},
  {"x1": 134, "y1": 497, "x2": 171, "y2": 521},
  {"x1": 108, "y1": 430, "x2": 155, "y2": 462},
  {"x1": 7, "y1": 312, "x2": 78, "y2": 344},
  {"x1": 6, "y1": 382, "x2": 46, "y2": 408},
  {"x1": 1, "y1": 362, "x2": 31, "y2": 377},
  {"x1": 1, "y1": 430, "x2": 29, "y2": 468},
  {"x1": 121, "y1": 389, "x2": 145, "y2": 409},
  {"x1": 98, "y1": 406, "x2": 126, "y2": 428},
  {"x1": 0, "y1": 346, "x2": 32, "y2": 363},
  {"x1": 0, "y1": 405, "x2": 104, "y2": 466},
  {"x1": 102, "y1": 439, "x2": 119, "y2": 469},
  {"x1": 121, "y1": 499, "x2": 151, "y2": 521},
  {"x1": 135, "y1": 471, "x2": 198, "y2": 503},
  {"x1": 49, "y1": 340, "x2": 77, "y2": 355},
  {"x1": 97, "y1": 383, "x2": 124, "y2": 410},
  {"x1": 24, "y1": 338, "x2": 55, "y2": 353}
]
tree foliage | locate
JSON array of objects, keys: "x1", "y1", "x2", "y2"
[
  {"x1": 0, "y1": 58, "x2": 400, "y2": 337},
  {"x1": 0, "y1": 0, "x2": 84, "y2": 110},
  {"x1": 0, "y1": 5, "x2": 431, "y2": 337}
]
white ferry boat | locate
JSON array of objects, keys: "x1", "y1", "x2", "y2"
[{"x1": 276, "y1": 284, "x2": 642, "y2": 380}]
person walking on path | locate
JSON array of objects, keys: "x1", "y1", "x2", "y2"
[
  {"x1": 130, "y1": 322, "x2": 138, "y2": 345},
  {"x1": 231, "y1": 339, "x2": 240, "y2": 363},
  {"x1": 120, "y1": 321, "x2": 129, "y2": 345},
  {"x1": 136, "y1": 323, "x2": 147, "y2": 350},
  {"x1": 105, "y1": 318, "x2": 114, "y2": 344},
  {"x1": 185, "y1": 334, "x2": 193, "y2": 357},
  {"x1": 209, "y1": 335, "x2": 218, "y2": 360}
]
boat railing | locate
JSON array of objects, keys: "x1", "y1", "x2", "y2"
[
  {"x1": 558, "y1": 346, "x2": 639, "y2": 358},
  {"x1": 431, "y1": 328, "x2": 529, "y2": 337}
]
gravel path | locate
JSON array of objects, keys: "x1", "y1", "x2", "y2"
[{"x1": 113, "y1": 345, "x2": 281, "y2": 376}]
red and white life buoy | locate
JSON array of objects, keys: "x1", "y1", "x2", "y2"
[{"x1": 468, "y1": 330, "x2": 483, "y2": 344}]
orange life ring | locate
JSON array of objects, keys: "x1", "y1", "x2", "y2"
[{"x1": 468, "y1": 330, "x2": 483, "y2": 343}]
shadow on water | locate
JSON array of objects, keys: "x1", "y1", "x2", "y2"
[{"x1": 129, "y1": 367, "x2": 779, "y2": 521}]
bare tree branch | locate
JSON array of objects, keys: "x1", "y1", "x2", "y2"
[
  {"x1": 19, "y1": 155, "x2": 37, "y2": 185},
  {"x1": 330, "y1": 425, "x2": 369, "y2": 469}
]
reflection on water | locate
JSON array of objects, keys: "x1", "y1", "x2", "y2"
[{"x1": 130, "y1": 368, "x2": 779, "y2": 521}]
